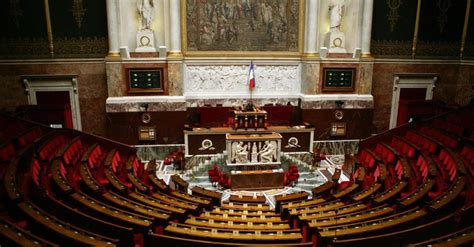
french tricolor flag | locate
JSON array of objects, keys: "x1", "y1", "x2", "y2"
[{"x1": 248, "y1": 62, "x2": 255, "y2": 90}]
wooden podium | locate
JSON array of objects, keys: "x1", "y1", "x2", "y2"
[
  {"x1": 233, "y1": 109, "x2": 267, "y2": 129},
  {"x1": 230, "y1": 169, "x2": 285, "y2": 190},
  {"x1": 226, "y1": 133, "x2": 282, "y2": 167}
]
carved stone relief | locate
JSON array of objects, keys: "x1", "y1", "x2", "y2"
[{"x1": 184, "y1": 65, "x2": 301, "y2": 97}]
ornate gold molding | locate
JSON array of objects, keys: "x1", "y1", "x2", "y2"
[
  {"x1": 371, "y1": 40, "x2": 412, "y2": 57},
  {"x1": 302, "y1": 52, "x2": 320, "y2": 59},
  {"x1": 416, "y1": 40, "x2": 460, "y2": 57},
  {"x1": 54, "y1": 36, "x2": 108, "y2": 57},
  {"x1": 167, "y1": 51, "x2": 183, "y2": 58},
  {"x1": 412, "y1": 0, "x2": 422, "y2": 58},
  {"x1": 44, "y1": 0, "x2": 54, "y2": 56},
  {"x1": 460, "y1": 0, "x2": 472, "y2": 58},
  {"x1": 0, "y1": 37, "x2": 49, "y2": 58}
]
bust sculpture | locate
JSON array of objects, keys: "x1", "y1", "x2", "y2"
[{"x1": 137, "y1": 0, "x2": 154, "y2": 30}]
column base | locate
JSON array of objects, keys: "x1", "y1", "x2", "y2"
[{"x1": 167, "y1": 51, "x2": 183, "y2": 58}]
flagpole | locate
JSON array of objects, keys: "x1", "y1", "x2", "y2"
[
  {"x1": 247, "y1": 60, "x2": 255, "y2": 106},
  {"x1": 250, "y1": 60, "x2": 253, "y2": 106}
]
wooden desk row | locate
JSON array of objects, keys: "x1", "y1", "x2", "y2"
[
  {"x1": 70, "y1": 192, "x2": 154, "y2": 230},
  {"x1": 332, "y1": 183, "x2": 360, "y2": 199},
  {"x1": 307, "y1": 205, "x2": 394, "y2": 228},
  {"x1": 211, "y1": 207, "x2": 277, "y2": 216},
  {"x1": 221, "y1": 201, "x2": 271, "y2": 211},
  {"x1": 317, "y1": 208, "x2": 427, "y2": 243},
  {"x1": 102, "y1": 191, "x2": 175, "y2": 219},
  {"x1": 18, "y1": 200, "x2": 118, "y2": 246},
  {"x1": 0, "y1": 217, "x2": 58, "y2": 246},
  {"x1": 398, "y1": 179, "x2": 435, "y2": 208},
  {"x1": 151, "y1": 191, "x2": 199, "y2": 211},
  {"x1": 171, "y1": 174, "x2": 189, "y2": 192},
  {"x1": 351, "y1": 182, "x2": 382, "y2": 202},
  {"x1": 79, "y1": 161, "x2": 102, "y2": 194},
  {"x1": 373, "y1": 180, "x2": 408, "y2": 205},
  {"x1": 51, "y1": 159, "x2": 73, "y2": 194},
  {"x1": 228, "y1": 194, "x2": 266, "y2": 204},
  {"x1": 311, "y1": 181, "x2": 334, "y2": 198},
  {"x1": 192, "y1": 186, "x2": 223, "y2": 205},
  {"x1": 129, "y1": 191, "x2": 192, "y2": 215},
  {"x1": 127, "y1": 171, "x2": 149, "y2": 193},
  {"x1": 281, "y1": 197, "x2": 327, "y2": 215},
  {"x1": 104, "y1": 165, "x2": 127, "y2": 193},
  {"x1": 165, "y1": 223, "x2": 303, "y2": 243},
  {"x1": 298, "y1": 203, "x2": 368, "y2": 222},
  {"x1": 200, "y1": 211, "x2": 283, "y2": 223},
  {"x1": 274, "y1": 191, "x2": 309, "y2": 211},
  {"x1": 43, "y1": 192, "x2": 135, "y2": 246},
  {"x1": 4, "y1": 158, "x2": 22, "y2": 202},
  {"x1": 428, "y1": 176, "x2": 466, "y2": 212},
  {"x1": 186, "y1": 217, "x2": 291, "y2": 230},
  {"x1": 171, "y1": 190, "x2": 212, "y2": 207},
  {"x1": 291, "y1": 201, "x2": 345, "y2": 215}
]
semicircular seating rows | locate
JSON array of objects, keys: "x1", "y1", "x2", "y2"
[{"x1": 0, "y1": 104, "x2": 473, "y2": 247}]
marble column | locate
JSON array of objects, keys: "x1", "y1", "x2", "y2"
[
  {"x1": 169, "y1": 0, "x2": 182, "y2": 56},
  {"x1": 106, "y1": 0, "x2": 120, "y2": 57},
  {"x1": 360, "y1": 0, "x2": 374, "y2": 57},
  {"x1": 304, "y1": 0, "x2": 319, "y2": 57}
]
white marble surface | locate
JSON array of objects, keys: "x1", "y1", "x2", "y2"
[
  {"x1": 106, "y1": 96, "x2": 186, "y2": 103},
  {"x1": 184, "y1": 64, "x2": 301, "y2": 97}
]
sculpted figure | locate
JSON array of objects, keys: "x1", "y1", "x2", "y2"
[
  {"x1": 259, "y1": 140, "x2": 276, "y2": 163},
  {"x1": 137, "y1": 0, "x2": 154, "y2": 30},
  {"x1": 329, "y1": 0, "x2": 344, "y2": 32},
  {"x1": 233, "y1": 141, "x2": 249, "y2": 163}
]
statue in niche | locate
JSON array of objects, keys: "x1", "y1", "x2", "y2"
[
  {"x1": 259, "y1": 141, "x2": 276, "y2": 163},
  {"x1": 137, "y1": 0, "x2": 154, "y2": 30},
  {"x1": 329, "y1": 0, "x2": 345, "y2": 33},
  {"x1": 232, "y1": 141, "x2": 249, "y2": 163}
]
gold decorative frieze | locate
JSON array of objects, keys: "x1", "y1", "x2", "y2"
[
  {"x1": 416, "y1": 41, "x2": 460, "y2": 57},
  {"x1": 386, "y1": 0, "x2": 402, "y2": 32},
  {"x1": 0, "y1": 37, "x2": 49, "y2": 58},
  {"x1": 371, "y1": 40, "x2": 412, "y2": 56},
  {"x1": 54, "y1": 36, "x2": 108, "y2": 57},
  {"x1": 71, "y1": 0, "x2": 87, "y2": 29}
]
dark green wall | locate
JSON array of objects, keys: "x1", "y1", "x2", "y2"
[
  {"x1": 371, "y1": 0, "x2": 472, "y2": 58},
  {"x1": 0, "y1": 0, "x2": 108, "y2": 59}
]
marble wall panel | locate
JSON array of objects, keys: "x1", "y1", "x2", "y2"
[
  {"x1": 168, "y1": 62, "x2": 183, "y2": 96},
  {"x1": 106, "y1": 62, "x2": 125, "y2": 97},
  {"x1": 301, "y1": 61, "x2": 320, "y2": 94},
  {"x1": 357, "y1": 62, "x2": 374, "y2": 94}
]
